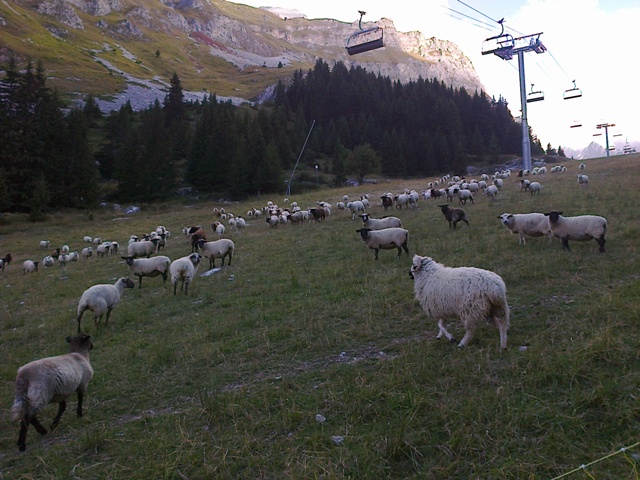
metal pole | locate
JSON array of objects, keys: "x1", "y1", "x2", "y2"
[
  {"x1": 604, "y1": 125, "x2": 610, "y2": 157},
  {"x1": 286, "y1": 119, "x2": 316, "y2": 197},
  {"x1": 517, "y1": 50, "x2": 532, "y2": 171}
]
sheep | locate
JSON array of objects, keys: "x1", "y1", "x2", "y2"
[
  {"x1": 92, "y1": 237, "x2": 102, "y2": 245},
  {"x1": 42, "y1": 255, "x2": 55, "y2": 268},
  {"x1": 528, "y1": 181, "x2": 542, "y2": 195},
  {"x1": 394, "y1": 193, "x2": 409, "y2": 209},
  {"x1": 234, "y1": 216, "x2": 246, "y2": 232},
  {"x1": 579, "y1": 162, "x2": 586, "y2": 170},
  {"x1": 544, "y1": 211, "x2": 607, "y2": 253},
  {"x1": 1, "y1": 253, "x2": 13, "y2": 271},
  {"x1": 211, "y1": 221, "x2": 226, "y2": 238},
  {"x1": 76, "y1": 276, "x2": 135, "y2": 333},
  {"x1": 346, "y1": 200, "x2": 365, "y2": 220},
  {"x1": 83, "y1": 236, "x2": 92, "y2": 243},
  {"x1": 170, "y1": 253, "x2": 202, "y2": 295},
  {"x1": 266, "y1": 215, "x2": 279, "y2": 228},
  {"x1": 58, "y1": 254, "x2": 70, "y2": 266},
  {"x1": 520, "y1": 179, "x2": 531, "y2": 192},
  {"x1": 22, "y1": 260, "x2": 39, "y2": 274},
  {"x1": 410, "y1": 254, "x2": 510, "y2": 351},
  {"x1": 577, "y1": 174, "x2": 589, "y2": 188},
  {"x1": 197, "y1": 238, "x2": 235, "y2": 269},
  {"x1": 127, "y1": 239, "x2": 159, "y2": 258},
  {"x1": 109, "y1": 241, "x2": 119, "y2": 255},
  {"x1": 355, "y1": 227, "x2": 409, "y2": 260},
  {"x1": 39, "y1": 240, "x2": 50, "y2": 249},
  {"x1": 11, "y1": 334, "x2": 94, "y2": 452},
  {"x1": 188, "y1": 228, "x2": 206, "y2": 253},
  {"x1": 81, "y1": 246, "x2": 93, "y2": 260},
  {"x1": 381, "y1": 194, "x2": 394, "y2": 211},
  {"x1": 122, "y1": 255, "x2": 171, "y2": 289},
  {"x1": 309, "y1": 207, "x2": 327, "y2": 222},
  {"x1": 497, "y1": 213, "x2": 552, "y2": 245},
  {"x1": 493, "y1": 178, "x2": 504, "y2": 189},
  {"x1": 438, "y1": 204, "x2": 469, "y2": 229},
  {"x1": 61, "y1": 245, "x2": 70, "y2": 254},
  {"x1": 96, "y1": 242, "x2": 111, "y2": 258},
  {"x1": 484, "y1": 185, "x2": 499, "y2": 199},
  {"x1": 359, "y1": 213, "x2": 403, "y2": 230},
  {"x1": 456, "y1": 189, "x2": 474, "y2": 205}
]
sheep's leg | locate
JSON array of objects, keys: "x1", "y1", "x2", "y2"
[
  {"x1": 50, "y1": 401, "x2": 66, "y2": 429},
  {"x1": 496, "y1": 318, "x2": 509, "y2": 351},
  {"x1": 161, "y1": 272, "x2": 168, "y2": 284},
  {"x1": 437, "y1": 319, "x2": 456, "y2": 343},
  {"x1": 173, "y1": 281, "x2": 178, "y2": 295},
  {"x1": 76, "y1": 311, "x2": 84, "y2": 334},
  {"x1": 457, "y1": 325, "x2": 476, "y2": 348},
  {"x1": 17, "y1": 419, "x2": 30, "y2": 451},
  {"x1": 597, "y1": 236, "x2": 606, "y2": 253},
  {"x1": 76, "y1": 391, "x2": 84, "y2": 417},
  {"x1": 105, "y1": 307, "x2": 113, "y2": 327},
  {"x1": 228, "y1": 254, "x2": 232, "y2": 266},
  {"x1": 462, "y1": 219, "x2": 469, "y2": 228},
  {"x1": 374, "y1": 248, "x2": 379, "y2": 260},
  {"x1": 561, "y1": 238, "x2": 571, "y2": 251},
  {"x1": 137, "y1": 275, "x2": 143, "y2": 289}
]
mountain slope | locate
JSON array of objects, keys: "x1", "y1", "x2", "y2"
[{"x1": 0, "y1": 0, "x2": 485, "y2": 108}]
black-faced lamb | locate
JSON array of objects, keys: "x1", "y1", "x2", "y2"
[
  {"x1": 497, "y1": 213, "x2": 552, "y2": 245},
  {"x1": 438, "y1": 204, "x2": 469, "y2": 229},
  {"x1": 0, "y1": 253, "x2": 13, "y2": 271},
  {"x1": 122, "y1": 255, "x2": 171, "y2": 289},
  {"x1": 410, "y1": 255, "x2": 510, "y2": 351},
  {"x1": 12, "y1": 334, "x2": 94, "y2": 451},
  {"x1": 359, "y1": 213, "x2": 403, "y2": 230},
  {"x1": 42, "y1": 255, "x2": 55, "y2": 267},
  {"x1": 197, "y1": 238, "x2": 234, "y2": 269},
  {"x1": 544, "y1": 211, "x2": 607, "y2": 253},
  {"x1": 170, "y1": 253, "x2": 202, "y2": 295},
  {"x1": 76, "y1": 276, "x2": 135, "y2": 333},
  {"x1": 356, "y1": 227, "x2": 409, "y2": 260},
  {"x1": 577, "y1": 174, "x2": 589, "y2": 188}
]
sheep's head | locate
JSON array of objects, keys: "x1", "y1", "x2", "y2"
[
  {"x1": 122, "y1": 256, "x2": 135, "y2": 266},
  {"x1": 121, "y1": 277, "x2": 136, "y2": 289},
  {"x1": 544, "y1": 211, "x2": 563, "y2": 223},
  {"x1": 189, "y1": 253, "x2": 203, "y2": 266},
  {"x1": 66, "y1": 333, "x2": 93, "y2": 353},
  {"x1": 498, "y1": 213, "x2": 514, "y2": 227},
  {"x1": 355, "y1": 228, "x2": 371, "y2": 240}
]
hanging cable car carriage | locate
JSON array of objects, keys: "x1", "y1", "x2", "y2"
[
  {"x1": 526, "y1": 83, "x2": 544, "y2": 103},
  {"x1": 345, "y1": 11, "x2": 384, "y2": 55},
  {"x1": 563, "y1": 80, "x2": 582, "y2": 100},
  {"x1": 481, "y1": 18, "x2": 515, "y2": 59}
]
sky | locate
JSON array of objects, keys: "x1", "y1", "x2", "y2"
[{"x1": 232, "y1": 0, "x2": 639, "y2": 152}]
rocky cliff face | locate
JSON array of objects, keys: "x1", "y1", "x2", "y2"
[{"x1": 1, "y1": 0, "x2": 485, "y2": 106}]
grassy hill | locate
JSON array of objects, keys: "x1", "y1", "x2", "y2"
[{"x1": 1, "y1": 154, "x2": 639, "y2": 478}]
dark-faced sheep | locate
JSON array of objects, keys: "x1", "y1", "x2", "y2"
[
  {"x1": 438, "y1": 204, "x2": 469, "y2": 229},
  {"x1": 12, "y1": 334, "x2": 94, "y2": 451}
]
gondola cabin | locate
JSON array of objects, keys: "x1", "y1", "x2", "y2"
[{"x1": 346, "y1": 11, "x2": 384, "y2": 55}]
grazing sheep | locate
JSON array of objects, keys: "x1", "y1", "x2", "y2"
[
  {"x1": 346, "y1": 200, "x2": 365, "y2": 220},
  {"x1": 528, "y1": 181, "x2": 542, "y2": 195},
  {"x1": 577, "y1": 174, "x2": 589, "y2": 188},
  {"x1": 1, "y1": 253, "x2": 13, "y2": 271},
  {"x1": 266, "y1": 215, "x2": 280, "y2": 228},
  {"x1": 96, "y1": 242, "x2": 111, "y2": 258},
  {"x1": 234, "y1": 216, "x2": 246, "y2": 232},
  {"x1": 188, "y1": 228, "x2": 207, "y2": 253},
  {"x1": 410, "y1": 255, "x2": 510, "y2": 351},
  {"x1": 109, "y1": 241, "x2": 119, "y2": 255},
  {"x1": 309, "y1": 207, "x2": 327, "y2": 222},
  {"x1": 197, "y1": 238, "x2": 235, "y2": 269},
  {"x1": 61, "y1": 245, "x2": 70, "y2": 255},
  {"x1": 22, "y1": 260, "x2": 39, "y2": 274},
  {"x1": 11, "y1": 334, "x2": 94, "y2": 452},
  {"x1": 497, "y1": 213, "x2": 552, "y2": 245},
  {"x1": 42, "y1": 255, "x2": 55, "y2": 268},
  {"x1": 127, "y1": 239, "x2": 159, "y2": 258},
  {"x1": 69, "y1": 251, "x2": 80, "y2": 262},
  {"x1": 76, "y1": 277, "x2": 135, "y2": 333},
  {"x1": 355, "y1": 227, "x2": 409, "y2": 260},
  {"x1": 81, "y1": 247, "x2": 93, "y2": 260},
  {"x1": 381, "y1": 194, "x2": 394, "y2": 211},
  {"x1": 83, "y1": 236, "x2": 92, "y2": 243},
  {"x1": 92, "y1": 237, "x2": 102, "y2": 245},
  {"x1": 579, "y1": 163, "x2": 586, "y2": 170},
  {"x1": 170, "y1": 253, "x2": 202, "y2": 295},
  {"x1": 394, "y1": 193, "x2": 409, "y2": 209},
  {"x1": 122, "y1": 255, "x2": 171, "y2": 289},
  {"x1": 484, "y1": 185, "x2": 499, "y2": 199},
  {"x1": 520, "y1": 179, "x2": 531, "y2": 192},
  {"x1": 544, "y1": 211, "x2": 607, "y2": 253},
  {"x1": 58, "y1": 254, "x2": 70, "y2": 266},
  {"x1": 359, "y1": 213, "x2": 403, "y2": 230},
  {"x1": 438, "y1": 204, "x2": 469, "y2": 229},
  {"x1": 456, "y1": 189, "x2": 474, "y2": 205},
  {"x1": 39, "y1": 240, "x2": 50, "y2": 249}
]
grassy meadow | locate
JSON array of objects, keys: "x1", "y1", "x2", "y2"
[{"x1": 0, "y1": 154, "x2": 639, "y2": 479}]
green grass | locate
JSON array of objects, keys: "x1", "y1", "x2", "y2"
[{"x1": 1, "y1": 154, "x2": 640, "y2": 479}]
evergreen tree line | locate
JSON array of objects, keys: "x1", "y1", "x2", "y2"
[{"x1": 0, "y1": 57, "x2": 545, "y2": 216}]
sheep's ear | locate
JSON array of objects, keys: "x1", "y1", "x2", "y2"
[{"x1": 558, "y1": 211, "x2": 563, "y2": 216}]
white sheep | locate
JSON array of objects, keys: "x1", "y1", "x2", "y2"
[
  {"x1": 170, "y1": 253, "x2": 202, "y2": 295},
  {"x1": 22, "y1": 260, "x2": 39, "y2": 274},
  {"x1": 122, "y1": 255, "x2": 171, "y2": 289},
  {"x1": 61, "y1": 244, "x2": 70, "y2": 254},
  {"x1": 544, "y1": 211, "x2": 607, "y2": 253},
  {"x1": 410, "y1": 255, "x2": 510, "y2": 351},
  {"x1": 484, "y1": 185, "x2": 499, "y2": 199},
  {"x1": 359, "y1": 213, "x2": 403, "y2": 230},
  {"x1": 234, "y1": 216, "x2": 246, "y2": 232},
  {"x1": 39, "y1": 240, "x2": 50, "y2": 248},
  {"x1": 355, "y1": 227, "x2": 409, "y2": 260},
  {"x1": 69, "y1": 251, "x2": 80, "y2": 262},
  {"x1": 96, "y1": 242, "x2": 111, "y2": 258},
  {"x1": 497, "y1": 213, "x2": 552, "y2": 245},
  {"x1": 528, "y1": 181, "x2": 542, "y2": 195},
  {"x1": 579, "y1": 163, "x2": 586, "y2": 170},
  {"x1": 11, "y1": 334, "x2": 94, "y2": 451},
  {"x1": 126, "y1": 239, "x2": 158, "y2": 258},
  {"x1": 83, "y1": 236, "x2": 92, "y2": 243},
  {"x1": 58, "y1": 253, "x2": 70, "y2": 266},
  {"x1": 197, "y1": 238, "x2": 235, "y2": 269},
  {"x1": 212, "y1": 221, "x2": 226, "y2": 238},
  {"x1": 42, "y1": 255, "x2": 55, "y2": 267},
  {"x1": 456, "y1": 189, "x2": 474, "y2": 205},
  {"x1": 577, "y1": 174, "x2": 589, "y2": 188},
  {"x1": 346, "y1": 200, "x2": 366, "y2": 220},
  {"x1": 81, "y1": 246, "x2": 93, "y2": 260},
  {"x1": 76, "y1": 276, "x2": 135, "y2": 333}
]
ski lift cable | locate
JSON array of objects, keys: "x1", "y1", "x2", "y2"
[{"x1": 442, "y1": 6, "x2": 496, "y2": 31}]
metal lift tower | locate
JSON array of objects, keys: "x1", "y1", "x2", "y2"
[
  {"x1": 482, "y1": 22, "x2": 547, "y2": 171},
  {"x1": 596, "y1": 122, "x2": 616, "y2": 157}
]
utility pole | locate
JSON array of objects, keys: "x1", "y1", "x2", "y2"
[
  {"x1": 596, "y1": 122, "x2": 615, "y2": 157},
  {"x1": 482, "y1": 22, "x2": 547, "y2": 171}
]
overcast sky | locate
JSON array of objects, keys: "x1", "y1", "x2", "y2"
[{"x1": 231, "y1": 0, "x2": 639, "y2": 152}]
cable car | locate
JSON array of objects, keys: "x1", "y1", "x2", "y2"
[
  {"x1": 481, "y1": 18, "x2": 514, "y2": 59},
  {"x1": 570, "y1": 120, "x2": 582, "y2": 128},
  {"x1": 345, "y1": 11, "x2": 384, "y2": 55},
  {"x1": 526, "y1": 83, "x2": 544, "y2": 103},
  {"x1": 563, "y1": 80, "x2": 582, "y2": 100}
]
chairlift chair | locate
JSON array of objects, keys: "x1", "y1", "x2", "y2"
[
  {"x1": 563, "y1": 80, "x2": 582, "y2": 100},
  {"x1": 345, "y1": 11, "x2": 384, "y2": 55},
  {"x1": 526, "y1": 83, "x2": 544, "y2": 103},
  {"x1": 481, "y1": 18, "x2": 514, "y2": 59},
  {"x1": 570, "y1": 120, "x2": 582, "y2": 128}
]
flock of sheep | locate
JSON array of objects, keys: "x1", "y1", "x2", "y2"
[{"x1": 6, "y1": 160, "x2": 608, "y2": 451}]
